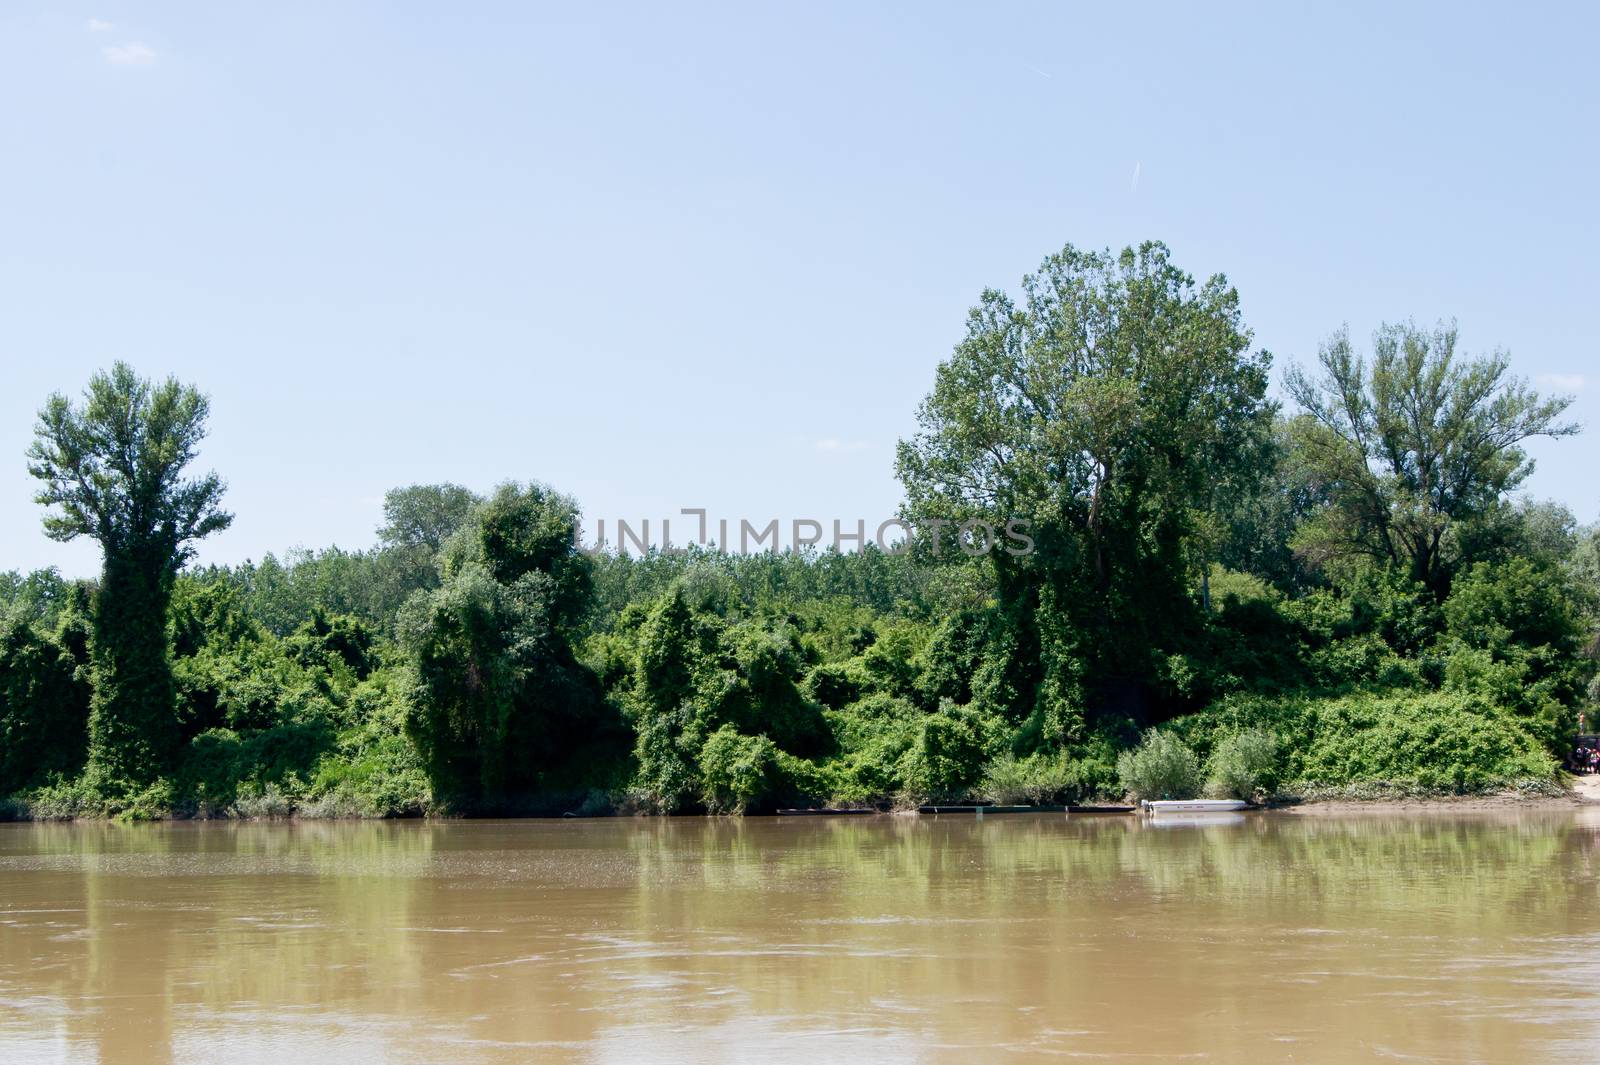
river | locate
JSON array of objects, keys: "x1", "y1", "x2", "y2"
[{"x1": 3, "y1": 809, "x2": 1599, "y2": 1064}]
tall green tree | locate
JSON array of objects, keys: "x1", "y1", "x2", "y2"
[
  {"x1": 28, "y1": 363, "x2": 231, "y2": 788},
  {"x1": 1286, "y1": 321, "x2": 1578, "y2": 597},
  {"x1": 896, "y1": 241, "x2": 1273, "y2": 729}
]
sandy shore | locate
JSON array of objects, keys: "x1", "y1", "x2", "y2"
[
  {"x1": 1571, "y1": 773, "x2": 1600, "y2": 803},
  {"x1": 1278, "y1": 777, "x2": 1600, "y2": 816}
]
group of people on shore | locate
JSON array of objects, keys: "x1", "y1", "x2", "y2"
[{"x1": 1569, "y1": 744, "x2": 1600, "y2": 775}]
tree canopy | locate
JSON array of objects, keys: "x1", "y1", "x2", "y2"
[
  {"x1": 1286, "y1": 322, "x2": 1577, "y2": 596},
  {"x1": 29, "y1": 362, "x2": 231, "y2": 565},
  {"x1": 2, "y1": 255, "x2": 1594, "y2": 820},
  {"x1": 897, "y1": 241, "x2": 1275, "y2": 729}
]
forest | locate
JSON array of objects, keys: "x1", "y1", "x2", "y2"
[{"x1": 2, "y1": 241, "x2": 1596, "y2": 819}]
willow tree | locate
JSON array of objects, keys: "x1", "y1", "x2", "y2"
[
  {"x1": 1285, "y1": 321, "x2": 1578, "y2": 598},
  {"x1": 28, "y1": 363, "x2": 231, "y2": 788},
  {"x1": 897, "y1": 241, "x2": 1273, "y2": 732}
]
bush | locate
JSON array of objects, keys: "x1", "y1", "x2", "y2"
[
  {"x1": 980, "y1": 752, "x2": 1073, "y2": 805},
  {"x1": 1117, "y1": 730, "x2": 1201, "y2": 800},
  {"x1": 1205, "y1": 729, "x2": 1280, "y2": 800},
  {"x1": 296, "y1": 785, "x2": 378, "y2": 819},
  {"x1": 818, "y1": 694, "x2": 919, "y2": 801},
  {"x1": 1299, "y1": 690, "x2": 1555, "y2": 793},
  {"x1": 632, "y1": 702, "x2": 704, "y2": 813},
  {"x1": 698, "y1": 726, "x2": 782, "y2": 813},
  {"x1": 804, "y1": 661, "x2": 866, "y2": 710},
  {"x1": 18, "y1": 776, "x2": 101, "y2": 820},
  {"x1": 232, "y1": 780, "x2": 295, "y2": 819},
  {"x1": 897, "y1": 701, "x2": 997, "y2": 801}
]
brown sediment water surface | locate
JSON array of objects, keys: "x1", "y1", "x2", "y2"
[{"x1": 3, "y1": 809, "x2": 1599, "y2": 1064}]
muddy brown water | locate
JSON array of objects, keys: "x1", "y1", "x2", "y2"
[{"x1": 3, "y1": 810, "x2": 1600, "y2": 1064}]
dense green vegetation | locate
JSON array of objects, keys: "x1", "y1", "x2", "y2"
[{"x1": 3, "y1": 241, "x2": 1596, "y2": 819}]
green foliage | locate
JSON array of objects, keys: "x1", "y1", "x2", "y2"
[
  {"x1": 1204, "y1": 729, "x2": 1281, "y2": 800},
  {"x1": 0, "y1": 568, "x2": 73, "y2": 629},
  {"x1": 819, "y1": 694, "x2": 920, "y2": 802},
  {"x1": 1434, "y1": 558, "x2": 1590, "y2": 750},
  {"x1": 1286, "y1": 322, "x2": 1577, "y2": 596},
  {"x1": 698, "y1": 726, "x2": 783, "y2": 813},
  {"x1": 305, "y1": 671, "x2": 432, "y2": 817},
  {"x1": 621, "y1": 586, "x2": 835, "y2": 810},
  {"x1": 589, "y1": 544, "x2": 940, "y2": 628},
  {"x1": 980, "y1": 752, "x2": 1073, "y2": 805},
  {"x1": 1173, "y1": 688, "x2": 1559, "y2": 796},
  {"x1": 1117, "y1": 730, "x2": 1202, "y2": 801},
  {"x1": 201, "y1": 547, "x2": 438, "y2": 636},
  {"x1": 458, "y1": 482, "x2": 594, "y2": 630},
  {"x1": 398, "y1": 482, "x2": 624, "y2": 809},
  {"x1": 400, "y1": 565, "x2": 606, "y2": 805},
  {"x1": 28, "y1": 363, "x2": 232, "y2": 790},
  {"x1": 8, "y1": 284, "x2": 1594, "y2": 820},
  {"x1": 631, "y1": 701, "x2": 703, "y2": 812},
  {"x1": 379, "y1": 483, "x2": 481, "y2": 553},
  {"x1": 897, "y1": 241, "x2": 1275, "y2": 728},
  {"x1": 1298, "y1": 691, "x2": 1555, "y2": 793},
  {"x1": 898, "y1": 700, "x2": 998, "y2": 801},
  {"x1": 0, "y1": 618, "x2": 91, "y2": 793}
]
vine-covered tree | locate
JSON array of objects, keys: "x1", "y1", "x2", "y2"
[
  {"x1": 399, "y1": 482, "x2": 619, "y2": 805},
  {"x1": 28, "y1": 363, "x2": 231, "y2": 789},
  {"x1": 897, "y1": 241, "x2": 1274, "y2": 730}
]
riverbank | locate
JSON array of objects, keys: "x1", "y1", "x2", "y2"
[
  {"x1": 6, "y1": 778, "x2": 1598, "y2": 822},
  {"x1": 1278, "y1": 792, "x2": 1591, "y2": 816}
]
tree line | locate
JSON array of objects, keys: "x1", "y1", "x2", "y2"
[{"x1": 2, "y1": 241, "x2": 1595, "y2": 818}]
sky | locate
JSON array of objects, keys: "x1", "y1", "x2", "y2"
[{"x1": 2, "y1": 2, "x2": 1596, "y2": 578}]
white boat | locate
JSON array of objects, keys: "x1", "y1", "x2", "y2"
[{"x1": 1142, "y1": 799, "x2": 1248, "y2": 814}]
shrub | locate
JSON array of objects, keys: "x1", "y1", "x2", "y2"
[
  {"x1": 819, "y1": 694, "x2": 919, "y2": 801},
  {"x1": 1299, "y1": 690, "x2": 1555, "y2": 793},
  {"x1": 632, "y1": 702, "x2": 704, "y2": 813},
  {"x1": 980, "y1": 752, "x2": 1073, "y2": 805},
  {"x1": 18, "y1": 776, "x2": 101, "y2": 820},
  {"x1": 1205, "y1": 729, "x2": 1280, "y2": 800},
  {"x1": 698, "y1": 726, "x2": 781, "y2": 813},
  {"x1": 232, "y1": 780, "x2": 295, "y2": 819},
  {"x1": 804, "y1": 661, "x2": 866, "y2": 710},
  {"x1": 1117, "y1": 730, "x2": 1201, "y2": 800},
  {"x1": 296, "y1": 785, "x2": 376, "y2": 819},
  {"x1": 105, "y1": 778, "x2": 176, "y2": 822},
  {"x1": 897, "y1": 701, "x2": 997, "y2": 801}
]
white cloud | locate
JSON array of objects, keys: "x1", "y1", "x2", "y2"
[
  {"x1": 87, "y1": 18, "x2": 113, "y2": 32},
  {"x1": 1131, "y1": 161, "x2": 1141, "y2": 192},
  {"x1": 102, "y1": 42, "x2": 156, "y2": 66},
  {"x1": 1537, "y1": 373, "x2": 1588, "y2": 392}
]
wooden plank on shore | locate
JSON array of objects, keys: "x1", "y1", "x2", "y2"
[
  {"x1": 915, "y1": 804, "x2": 1135, "y2": 815},
  {"x1": 918, "y1": 805, "x2": 1057, "y2": 814}
]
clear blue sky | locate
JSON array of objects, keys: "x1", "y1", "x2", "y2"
[{"x1": 3, "y1": 2, "x2": 1596, "y2": 577}]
